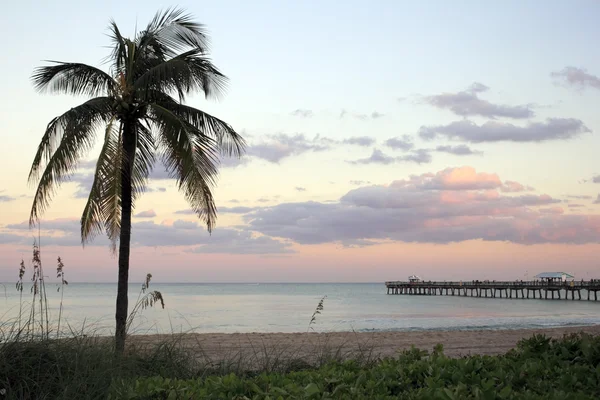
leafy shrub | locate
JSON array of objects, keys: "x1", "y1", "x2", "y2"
[{"x1": 108, "y1": 333, "x2": 600, "y2": 400}]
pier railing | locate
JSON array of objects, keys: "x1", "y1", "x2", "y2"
[
  {"x1": 385, "y1": 280, "x2": 600, "y2": 289},
  {"x1": 385, "y1": 280, "x2": 600, "y2": 300}
]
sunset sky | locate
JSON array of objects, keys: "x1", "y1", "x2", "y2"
[{"x1": 1, "y1": 1, "x2": 600, "y2": 282}]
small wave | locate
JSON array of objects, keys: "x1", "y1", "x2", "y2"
[{"x1": 352, "y1": 321, "x2": 598, "y2": 333}]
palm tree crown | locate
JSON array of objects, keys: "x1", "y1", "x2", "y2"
[{"x1": 29, "y1": 8, "x2": 245, "y2": 247}]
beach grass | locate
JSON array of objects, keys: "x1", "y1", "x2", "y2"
[{"x1": 1, "y1": 329, "x2": 600, "y2": 399}]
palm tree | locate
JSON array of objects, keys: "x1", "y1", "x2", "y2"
[{"x1": 28, "y1": 8, "x2": 245, "y2": 352}]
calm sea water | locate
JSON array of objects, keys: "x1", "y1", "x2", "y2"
[{"x1": 1, "y1": 283, "x2": 599, "y2": 335}]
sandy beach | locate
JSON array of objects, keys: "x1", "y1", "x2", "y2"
[{"x1": 128, "y1": 325, "x2": 600, "y2": 367}]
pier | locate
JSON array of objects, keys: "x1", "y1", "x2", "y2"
[{"x1": 385, "y1": 280, "x2": 600, "y2": 301}]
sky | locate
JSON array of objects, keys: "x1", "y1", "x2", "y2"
[{"x1": 1, "y1": 0, "x2": 600, "y2": 282}]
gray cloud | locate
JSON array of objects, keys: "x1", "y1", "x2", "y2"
[
  {"x1": 243, "y1": 168, "x2": 596, "y2": 246},
  {"x1": 349, "y1": 149, "x2": 396, "y2": 165},
  {"x1": 220, "y1": 206, "x2": 259, "y2": 214},
  {"x1": 295, "y1": 187, "x2": 307, "y2": 192},
  {"x1": 384, "y1": 135, "x2": 414, "y2": 151},
  {"x1": 79, "y1": 159, "x2": 98, "y2": 169},
  {"x1": 593, "y1": 175, "x2": 600, "y2": 183},
  {"x1": 568, "y1": 204, "x2": 585, "y2": 208},
  {"x1": 342, "y1": 136, "x2": 376, "y2": 147},
  {"x1": 4, "y1": 218, "x2": 292, "y2": 254},
  {"x1": 566, "y1": 195, "x2": 593, "y2": 200},
  {"x1": 340, "y1": 109, "x2": 385, "y2": 120},
  {"x1": 435, "y1": 144, "x2": 483, "y2": 156},
  {"x1": 419, "y1": 118, "x2": 590, "y2": 143},
  {"x1": 425, "y1": 82, "x2": 534, "y2": 119},
  {"x1": 256, "y1": 197, "x2": 270, "y2": 203},
  {"x1": 174, "y1": 209, "x2": 195, "y2": 215},
  {"x1": 551, "y1": 67, "x2": 600, "y2": 91},
  {"x1": 175, "y1": 206, "x2": 258, "y2": 215},
  {"x1": 0, "y1": 195, "x2": 15, "y2": 202},
  {"x1": 248, "y1": 133, "x2": 331, "y2": 163},
  {"x1": 500, "y1": 180, "x2": 534, "y2": 193},
  {"x1": 349, "y1": 149, "x2": 431, "y2": 165},
  {"x1": 594, "y1": 195, "x2": 600, "y2": 205},
  {"x1": 70, "y1": 171, "x2": 169, "y2": 198},
  {"x1": 398, "y1": 149, "x2": 432, "y2": 164},
  {"x1": 134, "y1": 209, "x2": 157, "y2": 218},
  {"x1": 349, "y1": 180, "x2": 372, "y2": 186},
  {"x1": 539, "y1": 207, "x2": 564, "y2": 215},
  {"x1": 291, "y1": 109, "x2": 314, "y2": 118}
]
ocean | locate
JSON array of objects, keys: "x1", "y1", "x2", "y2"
[{"x1": 1, "y1": 283, "x2": 599, "y2": 336}]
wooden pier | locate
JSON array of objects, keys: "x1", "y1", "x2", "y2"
[{"x1": 385, "y1": 280, "x2": 600, "y2": 301}]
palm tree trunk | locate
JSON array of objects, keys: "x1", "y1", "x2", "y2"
[{"x1": 115, "y1": 119, "x2": 136, "y2": 353}]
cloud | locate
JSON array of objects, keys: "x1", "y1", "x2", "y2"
[
  {"x1": 247, "y1": 133, "x2": 331, "y2": 163},
  {"x1": 500, "y1": 180, "x2": 534, "y2": 193},
  {"x1": 348, "y1": 149, "x2": 396, "y2": 165},
  {"x1": 539, "y1": 207, "x2": 564, "y2": 215},
  {"x1": 349, "y1": 149, "x2": 431, "y2": 165},
  {"x1": 3, "y1": 218, "x2": 293, "y2": 254},
  {"x1": 424, "y1": 82, "x2": 534, "y2": 119},
  {"x1": 257, "y1": 197, "x2": 270, "y2": 203},
  {"x1": 78, "y1": 159, "x2": 98, "y2": 170},
  {"x1": 340, "y1": 109, "x2": 385, "y2": 120},
  {"x1": 0, "y1": 195, "x2": 15, "y2": 202},
  {"x1": 295, "y1": 187, "x2": 307, "y2": 192},
  {"x1": 174, "y1": 209, "x2": 195, "y2": 215},
  {"x1": 219, "y1": 206, "x2": 259, "y2": 214},
  {"x1": 175, "y1": 206, "x2": 258, "y2": 215},
  {"x1": 291, "y1": 109, "x2": 314, "y2": 118},
  {"x1": 349, "y1": 180, "x2": 372, "y2": 186},
  {"x1": 593, "y1": 175, "x2": 600, "y2": 183},
  {"x1": 384, "y1": 135, "x2": 414, "y2": 151},
  {"x1": 594, "y1": 195, "x2": 600, "y2": 205},
  {"x1": 551, "y1": 67, "x2": 600, "y2": 91},
  {"x1": 566, "y1": 195, "x2": 593, "y2": 200},
  {"x1": 435, "y1": 144, "x2": 483, "y2": 156},
  {"x1": 419, "y1": 118, "x2": 590, "y2": 143},
  {"x1": 243, "y1": 167, "x2": 598, "y2": 246},
  {"x1": 398, "y1": 149, "x2": 432, "y2": 164},
  {"x1": 70, "y1": 171, "x2": 169, "y2": 198},
  {"x1": 134, "y1": 209, "x2": 157, "y2": 218},
  {"x1": 568, "y1": 204, "x2": 585, "y2": 208},
  {"x1": 342, "y1": 136, "x2": 376, "y2": 147}
]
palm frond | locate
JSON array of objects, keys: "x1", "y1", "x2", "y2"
[
  {"x1": 133, "y1": 49, "x2": 228, "y2": 101},
  {"x1": 81, "y1": 119, "x2": 155, "y2": 248},
  {"x1": 32, "y1": 62, "x2": 116, "y2": 96},
  {"x1": 140, "y1": 7, "x2": 210, "y2": 55},
  {"x1": 149, "y1": 103, "x2": 219, "y2": 231},
  {"x1": 81, "y1": 118, "x2": 121, "y2": 246},
  {"x1": 157, "y1": 101, "x2": 245, "y2": 158},
  {"x1": 28, "y1": 97, "x2": 113, "y2": 185},
  {"x1": 132, "y1": 120, "x2": 156, "y2": 197},
  {"x1": 106, "y1": 20, "x2": 128, "y2": 75},
  {"x1": 29, "y1": 99, "x2": 113, "y2": 226}
]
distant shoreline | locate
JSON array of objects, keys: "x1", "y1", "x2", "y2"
[{"x1": 127, "y1": 325, "x2": 600, "y2": 362}]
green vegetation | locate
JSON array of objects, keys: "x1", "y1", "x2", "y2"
[
  {"x1": 1, "y1": 332, "x2": 598, "y2": 399},
  {"x1": 27, "y1": 7, "x2": 245, "y2": 352}
]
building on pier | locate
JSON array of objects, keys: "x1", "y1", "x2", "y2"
[
  {"x1": 534, "y1": 272, "x2": 574, "y2": 283},
  {"x1": 408, "y1": 275, "x2": 422, "y2": 283}
]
